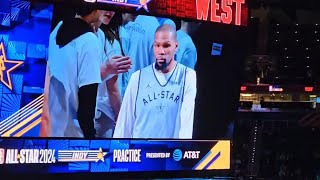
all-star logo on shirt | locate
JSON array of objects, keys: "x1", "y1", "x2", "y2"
[{"x1": 0, "y1": 41, "x2": 24, "y2": 90}]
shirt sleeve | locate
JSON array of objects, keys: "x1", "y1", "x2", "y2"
[
  {"x1": 180, "y1": 47, "x2": 197, "y2": 69},
  {"x1": 78, "y1": 34, "x2": 102, "y2": 88},
  {"x1": 113, "y1": 70, "x2": 140, "y2": 138},
  {"x1": 179, "y1": 68, "x2": 197, "y2": 139}
]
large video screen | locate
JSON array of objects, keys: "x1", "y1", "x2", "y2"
[
  {"x1": 0, "y1": 0, "x2": 248, "y2": 140},
  {"x1": 0, "y1": 0, "x2": 248, "y2": 175}
]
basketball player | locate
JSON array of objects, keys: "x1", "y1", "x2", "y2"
[
  {"x1": 114, "y1": 24, "x2": 197, "y2": 139},
  {"x1": 176, "y1": 20, "x2": 200, "y2": 69},
  {"x1": 45, "y1": 4, "x2": 131, "y2": 138}
]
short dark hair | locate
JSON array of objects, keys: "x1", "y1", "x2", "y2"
[{"x1": 73, "y1": 0, "x2": 98, "y2": 17}]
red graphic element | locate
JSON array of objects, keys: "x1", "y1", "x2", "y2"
[
  {"x1": 305, "y1": 87, "x2": 313, "y2": 92},
  {"x1": 195, "y1": 0, "x2": 247, "y2": 25},
  {"x1": 97, "y1": 0, "x2": 248, "y2": 26}
]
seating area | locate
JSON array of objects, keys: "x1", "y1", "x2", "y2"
[{"x1": 259, "y1": 123, "x2": 320, "y2": 179}]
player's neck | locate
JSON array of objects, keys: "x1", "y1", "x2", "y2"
[{"x1": 158, "y1": 61, "x2": 176, "y2": 74}]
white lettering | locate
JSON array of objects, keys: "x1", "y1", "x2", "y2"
[
  {"x1": 146, "y1": 153, "x2": 167, "y2": 158},
  {"x1": 72, "y1": 152, "x2": 88, "y2": 159},
  {"x1": 6, "y1": 149, "x2": 56, "y2": 164},
  {"x1": 113, "y1": 149, "x2": 141, "y2": 162},
  {"x1": 183, "y1": 151, "x2": 201, "y2": 159},
  {"x1": 5, "y1": 149, "x2": 19, "y2": 164}
]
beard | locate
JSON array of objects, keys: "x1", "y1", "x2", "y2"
[{"x1": 155, "y1": 59, "x2": 172, "y2": 71}]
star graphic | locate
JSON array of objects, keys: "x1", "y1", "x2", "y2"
[
  {"x1": 157, "y1": 103, "x2": 166, "y2": 112},
  {"x1": 0, "y1": 42, "x2": 24, "y2": 90},
  {"x1": 137, "y1": 0, "x2": 152, "y2": 12},
  {"x1": 17, "y1": 154, "x2": 20, "y2": 159},
  {"x1": 96, "y1": 148, "x2": 107, "y2": 162}
]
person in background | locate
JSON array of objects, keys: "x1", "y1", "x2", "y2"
[
  {"x1": 176, "y1": 19, "x2": 200, "y2": 69},
  {"x1": 120, "y1": 14, "x2": 160, "y2": 96}
]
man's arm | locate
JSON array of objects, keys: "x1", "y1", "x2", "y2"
[
  {"x1": 77, "y1": 37, "x2": 102, "y2": 138},
  {"x1": 40, "y1": 64, "x2": 51, "y2": 137},
  {"x1": 113, "y1": 71, "x2": 140, "y2": 138},
  {"x1": 78, "y1": 84, "x2": 98, "y2": 138},
  {"x1": 106, "y1": 75, "x2": 121, "y2": 120},
  {"x1": 179, "y1": 69, "x2": 197, "y2": 139}
]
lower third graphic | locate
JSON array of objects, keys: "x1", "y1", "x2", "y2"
[{"x1": 58, "y1": 148, "x2": 107, "y2": 162}]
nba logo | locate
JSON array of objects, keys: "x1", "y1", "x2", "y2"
[{"x1": 0, "y1": 148, "x2": 4, "y2": 164}]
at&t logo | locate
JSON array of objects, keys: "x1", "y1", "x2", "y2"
[{"x1": 173, "y1": 149, "x2": 182, "y2": 161}]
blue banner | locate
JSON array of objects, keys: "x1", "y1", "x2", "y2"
[{"x1": 0, "y1": 139, "x2": 230, "y2": 173}]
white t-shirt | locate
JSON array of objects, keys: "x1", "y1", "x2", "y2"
[
  {"x1": 48, "y1": 21, "x2": 102, "y2": 137},
  {"x1": 113, "y1": 63, "x2": 197, "y2": 139},
  {"x1": 95, "y1": 28, "x2": 122, "y2": 121},
  {"x1": 176, "y1": 30, "x2": 197, "y2": 69}
]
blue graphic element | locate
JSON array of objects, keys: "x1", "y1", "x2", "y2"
[
  {"x1": 0, "y1": 0, "x2": 11, "y2": 13},
  {"x1": 11, "y1": 0, "x2": 31, "y2": 23},
  {"x1": 0, "y1": 1, "x2": 53, "y2": 135},
  {"x1": 0, "y1": 84, "x2": 3, "y2": 110},
  {"x1": 0, "y1": 35, "x2": 9, "y2": 47},
  {"x1": 27, "y1": 44, "x2": 46, "y2": 59},
  {"x1": 48, "y1": 140, "x2": 69, "y2": 151},
  {"x1": 1, "y1": 111, "x2": 13, "y2": 120},
  {"x1": 23, "y1": 139, "x2": 35, "y2": 148},
  {"x1": 211, "y1": 43, "x2": 223, "y2": 56},
  {"x1": 173, "y1": 149, "x2": 183, "y2": 161},
  {"x1": 91, "y1": 159, "x2": 110, "y2": 172},
  {"x1": 31, "y1": 3, "x2": 53, "y2": 19},
  {"x1": 0, "y1": 139, "x2": 227, "y2": 173},
  {"x1": 69, "y1": 162, "x2": 89, "y2": 171},
  {"x1": 27, "y1": 139, "x2": 47, "y2": 148},
  {"x1": 0, "y1": 0, "x2": 11, "y2": 26},
  {"x1": 110, "y1": 140, "x2": 129, "y2": 151},
  {"x1": 203, "y1": 151, "x2": 221, "y2": 170},
  {"x1": 6, "y1": 41, "x2": 27, "y2": 61},
  {"x1": 69, "y1": 140, "x2": 90, "y2": 147},
  {"x1": 90, "y1": 140, "x2": 111, "y2": 149},
  {"x1": 3, "y1": 74, "x2": 24, "y2": 94},
  {"x1": 1, "y1": 94, "x2": 21, "y2": 113},
  {"x1": 11, "y1": 7, "x2": 20, "y2": 22}
]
